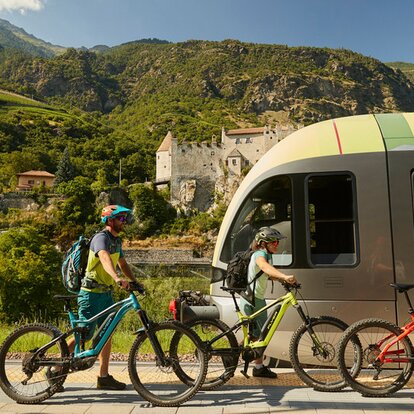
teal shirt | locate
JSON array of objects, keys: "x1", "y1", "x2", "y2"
[{"x1": 248, "y1": 249, "x2": 272, "y2": 300}]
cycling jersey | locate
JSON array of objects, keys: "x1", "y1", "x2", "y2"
[{"x1": 82, "y1": 230, "x2": 124, "y2": 291}]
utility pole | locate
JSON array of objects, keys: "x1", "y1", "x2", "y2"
[{"x1": 119, "y1": 159, "x2": 122, "y2": 185}]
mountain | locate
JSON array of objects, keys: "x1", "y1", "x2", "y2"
[
  {"x1": 387, "y1": 62, "x2": 414, "y2": 83},
  {"x1": 0, "y1": 39, "x2": 413, "y2": 128},
  {"x1": 1, "y1": 30, "x2": 414, "y2": 187},
  {"x1": 0, "y1": 19, "x2": 171, "y2": 58},
  {"x1": 0, "y1": 18, "x2": 66, "y2": 57}
]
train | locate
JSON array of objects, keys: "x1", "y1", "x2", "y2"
[{"x1": 209, "y1": 112, "x2": 414, "y2": 362}]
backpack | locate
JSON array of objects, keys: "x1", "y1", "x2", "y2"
[
  {"x1": 61, "y1": 235, "x2": 93, "y2": 294},
  {"x1": 225, "y1": 249, "x2": 263, "y2": 291}
]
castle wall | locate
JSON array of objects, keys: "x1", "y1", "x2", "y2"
[
  {"x1": 171, "y1": 140, "x2": 225, "y2": 210},
  {"x1": 164, "y1": 124, "x2": 300, "y2": 211}
]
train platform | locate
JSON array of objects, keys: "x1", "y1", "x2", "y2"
[{"x1": 1, "y1": 363, "x2": 414, "y2": 413}]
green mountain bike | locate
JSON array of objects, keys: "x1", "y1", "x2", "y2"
[{"x1": 175, "y1": 282, "x2": 361, "y2": 392}]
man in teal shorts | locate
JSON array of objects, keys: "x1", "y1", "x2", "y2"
[{"x1": 49, "y1": 205, "x2": 143, "y2": 391}]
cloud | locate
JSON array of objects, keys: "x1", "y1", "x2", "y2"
[{"x1": 0, "y1": 0, "x2": 45, "y2": 14}]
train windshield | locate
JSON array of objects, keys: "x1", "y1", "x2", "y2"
[{"x1": 221, "y1": 175, "x2": 292, "y2": 265}]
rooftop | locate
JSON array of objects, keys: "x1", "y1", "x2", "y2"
[
  {"x1": 157, "y1": 131, "x2": 174, "y2": 152},
  {"x1": 17, "y1": 170, "x2": 55, "y2": 177},
  {"x1": 225, "y1": 127, "x2": 265, "y2": 136}
]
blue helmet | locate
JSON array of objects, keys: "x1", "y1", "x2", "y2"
[{"x1": 101, "y1": 205, "x2": 132, "y2": 224}]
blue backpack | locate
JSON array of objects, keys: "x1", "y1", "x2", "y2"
[{"x1": 61, "y1": 235, "x2": 92, "y2": 294}]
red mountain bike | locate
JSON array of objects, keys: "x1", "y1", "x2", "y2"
[{"x1": 337, "y1": 283, "x2": 414, "y2": 397}]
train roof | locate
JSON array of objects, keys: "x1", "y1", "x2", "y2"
[{"x1": 243, "y1": 112, "x2": 414, "y2": 184}]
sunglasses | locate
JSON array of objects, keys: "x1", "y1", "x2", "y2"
[{"x1": 116, "y1": 215, "x2": 128, "y2": 223}]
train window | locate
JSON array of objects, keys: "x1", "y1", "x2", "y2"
[
  {"x1": 306, "y1": 174, "x2": 357, "y2": 266},
  {"x1": 221, "y1": 175, "x2": 292, "y2": 265}
]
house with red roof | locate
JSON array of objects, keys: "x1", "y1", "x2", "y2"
[{"x1": 16, "y1": 170, "x2": 55, "y2": 191}]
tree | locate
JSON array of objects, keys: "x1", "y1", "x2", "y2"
[
  {"x1": 54, "y1": 176, "x2": 96, "y2": 246},
  {"x1": 0, "y1": 227, "x2": 64, "y2": 322},
  {"x1": 128, "y1": 183, "x2": 175, "y2": 238},
  {"x1": 90, "y1": 168, "x2": 109, "y2": 196},
  {"x1": 54, "y1": 147, "x2": 75, "y2": 186}
]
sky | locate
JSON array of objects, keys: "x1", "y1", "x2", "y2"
[{"x1": 0, "y1": 0, "x2": 412, "y2": 63}]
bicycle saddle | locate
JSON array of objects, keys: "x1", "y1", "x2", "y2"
[{"x1": 390, "y1": 283, "x2": 414, "y2": 293}]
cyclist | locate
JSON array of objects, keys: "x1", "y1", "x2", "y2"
[
  {"x1": 240, "y1": 226, "x2": 297, "y2": 378},
  {"x1": 48, "y1": 205, "x2": 143, "y2": 391}
]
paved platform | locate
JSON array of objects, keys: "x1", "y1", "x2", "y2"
[{"x1": 1, "y1": 364, "x2": 414, "y2": 413}]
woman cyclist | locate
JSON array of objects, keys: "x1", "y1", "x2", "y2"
[{"x1": 240, "y1": 226, "x2": 297, "y2": 378}]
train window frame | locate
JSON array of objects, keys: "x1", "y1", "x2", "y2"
[
  {"x1": 410, "y1": 170, "x2": 414, "y2": 225},
  {"x1": 220, "y1": 175, "x2": 294, "y2": 266},
  {"x1": 305, "y1": 172, "x2": 359, "y2": 267}
]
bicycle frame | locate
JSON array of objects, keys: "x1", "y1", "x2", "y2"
[
  {"x1": 209, "y1": 286, "x2": 316, "y2": 356},
  {"x1": 239, "y1": 290, "x2": 298, "y2": 349},
  {"x1": 68, "y1": 293, "x2": 142, "y2": 357},
  {"x1": 29, "y1": 292, "x2": 143, "y2": 367},
  {"x1": 376, "y1": 313, "x2": 414, "y2": 364}
]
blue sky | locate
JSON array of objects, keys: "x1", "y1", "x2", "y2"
[{"x1": 0, "y1": 0, "x2": 412, "y2": 63}]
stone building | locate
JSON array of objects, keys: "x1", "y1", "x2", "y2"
[
  {"x1": 16, "y1": 170, "x2": 55, "y2": 192},
  {"x1": 156, "y1": 124, "x2": 299, "y2": 211}
]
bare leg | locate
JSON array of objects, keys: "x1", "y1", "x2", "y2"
[
  {"x1": 99, "y1": 338, "x2": 111, "y2": 377},
  {"x1": 67, "y1": 337, "x2": 75, "y2": 354}
]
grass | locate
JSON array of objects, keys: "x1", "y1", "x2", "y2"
[
  {"x1": 0, "y1": 274, "x2": 210, "y2": 356},
  {"x1": 0, "y1": 90, "x2": 48, "y2": 107}
]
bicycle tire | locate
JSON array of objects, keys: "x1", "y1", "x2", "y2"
[
  {"x1": 0, "y1": 323, "x2": 69, "y2": 404},
  {"x1": 289, "y1": 315, "x2": 361, "y2": 392},
  {"x1": 337, "y1": 318, "x2": 414, "y2": 397},
  {"x1": 174, "y1": 318, "x2": 239, "y2": 391},
  {"x1": 128, "y1": 320, "x2": 207, "y2": 407}
]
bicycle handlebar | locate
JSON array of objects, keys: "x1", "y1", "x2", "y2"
[
  {"x1": 117, "y1": 281, "x2": 146, "y2": 295},
  {"x1": 281, "y1": 281, "x2": 301, "y2": 291}
]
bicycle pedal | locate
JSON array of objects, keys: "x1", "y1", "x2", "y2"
[{"x1": 240, "y1": 370, "x2": 250, "y2": 379}]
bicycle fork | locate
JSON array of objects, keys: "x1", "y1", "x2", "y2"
[
  {"x1": 137, "y1": 309, "x2": 172, "y2": 368},
  {"x1": 295, "y1": 305, "x2": 328, "y2": 359}
]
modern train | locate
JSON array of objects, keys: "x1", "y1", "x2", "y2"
[{"x1": 210, "y1": 112, "x2": 414, "y2": 362}]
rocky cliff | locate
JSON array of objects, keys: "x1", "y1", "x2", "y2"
[{"x1": 0, "y1": 40, "x2": 413, "y2": 126}]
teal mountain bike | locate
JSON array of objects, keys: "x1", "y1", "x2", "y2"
[{"x1": 0, "y1": 282, "x2": 207, "y2": 407}]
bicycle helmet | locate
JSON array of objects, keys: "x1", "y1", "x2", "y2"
[
  {"x1": 255, "y1": 226, "x2": 286, "y2": 244},
  {"x1": 101, "y1": 205, "x2": 132, "y2": 224}
]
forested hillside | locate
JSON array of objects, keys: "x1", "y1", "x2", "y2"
[
  {"x1": 388, "y1": 62, "x2": 414, "y2": 83},
  {"x1": 0, "y1": 39, "x2": 414, "y2": 189},
  {"x1": 0, "y1": 18, "x2": 66, "y2": 57}
]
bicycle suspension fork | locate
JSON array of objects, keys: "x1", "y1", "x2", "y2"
[
  {"x1": 137, "y1": 309, "x2": 169, "y2": 365},
  {"x1": 295, "y1": 304, "x2": 327, "y2": 358}
]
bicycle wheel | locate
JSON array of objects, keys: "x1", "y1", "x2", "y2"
[
  {"x1": 337, "y1": 318, "x2": 414, "y2": 397},
  {"x1": 128, "y1": 320, "x2": 207, "y2": 407},
  {"x1": 174, "y1": 318, "x2": 239, "y2": 391},
  {"x1": 289, "y1": 315, "x2": 361, "y2": 392},
  {"x1": 0, "y1": 323, "x2": 69, "y2": 404}
]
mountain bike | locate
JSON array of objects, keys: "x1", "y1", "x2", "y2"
[
  {"x1": 336, "y1": 283, "x2": 414, "y2": 397},
  {"x1": 174, "y1": 282, "x2": 360, "y2": 392},
  {"x1": 0, "y1": 282, "x2": 207, "y2": 407}
]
